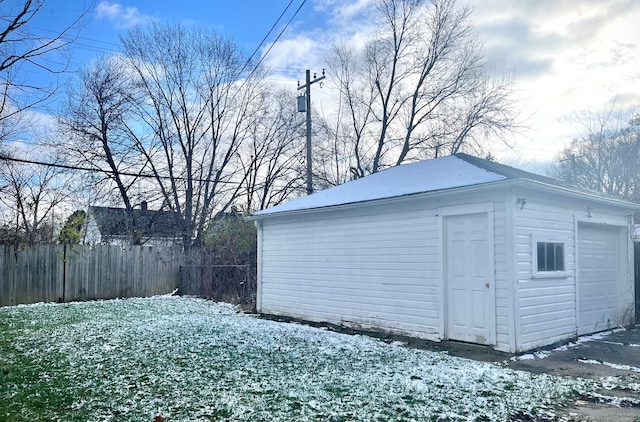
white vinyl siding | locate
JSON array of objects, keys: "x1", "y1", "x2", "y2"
[
  {"x1": 259, "y1": 194, "x2": 508, "y2": 343},
  {"x1": 512, "y1": 192, "x2": 633, "y2": 351},
  {"x1": 255, "y1": 182, "x2": 635, "y2": 353},
  {"x1": 492, "y1": 201, "x2": 512, "y2": 352},
  {"x1": 260, "y1": 201, "x2": 441, "y2": 339},
  {"x1": 515, "y1": 199, "x2": 576, "y2": 351}
]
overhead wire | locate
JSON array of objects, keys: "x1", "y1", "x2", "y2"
[
  {"x1": 246, "y1": 0, "x2": 308, "y2": 80},
  {"x1": 235, "y1": 0, "x2": 297, "y2": 79},
  {"x1": 27, "y1": 25, "x2": 122, "y2": 50},
  {"x1": 223, "y1": 0, "x2": 308, "y2": 108},
  {"x1": 31, "y1": 2, "x2": 309, "y2": 75},
  {"x1": 0, "y1": 154, "x2": 238, "y2": 185},
  {"x1": 21, "y1": 3, "x2": 310, "y2": 81},
  {"x1": 3, "y1": 0, "x2": 310, "y2": 184}
]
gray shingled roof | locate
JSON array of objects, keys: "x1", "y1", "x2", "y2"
[
  {"x1": 89, "y1": 206, "x2": 184, "y2": 239},
  {"x1": 454, "y1": 153, "x2": 563, "y2": 186},
  {"x1": 252, "y1": 153, "x2": 638, "y2": 217}
]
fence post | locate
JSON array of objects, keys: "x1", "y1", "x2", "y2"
[
  {"x1": 244, "y1": 264, "x2": 250, "y2": 304},
  {"x1": 62, "y1": 244, "x2": 67, "y2": 303},
  {"x1": 635, "y1": 242, "x2": 639, "y2": 324}
]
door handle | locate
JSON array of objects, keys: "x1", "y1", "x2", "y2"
[{"x1": 485, "y1": 282, "x2": 490, "y2": 289}]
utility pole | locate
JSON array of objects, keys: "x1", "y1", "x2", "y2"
[{"x1": 298, "y1": 69, "x2": 325, "y2": 195}]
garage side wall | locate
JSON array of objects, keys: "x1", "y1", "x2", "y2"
[
  {"x1": 258, "y1": 201, "x2": 441, "y2": 339},
  {"x1": 514, "y1": 190, "x2": 633, "y2": 352},
  {"x1": 257, "y1": 192, "x2": 511, "y2": 347},
  {"x1": 492, "y1": 198, "x2": 513, "y2": 352},
  {"x1": 515, "y1": 197, "x2": 576, "y2": 351}
]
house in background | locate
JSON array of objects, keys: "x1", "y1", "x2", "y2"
[
  {"x1": 85, "y1": 202, "x2": 184, "y2": 247},
  {"x1": 249, "y1": 153, "x2": 639, "y2": 353}
]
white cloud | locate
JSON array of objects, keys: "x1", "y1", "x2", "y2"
[
  {"x1": 95, "y1": 1, "x2": 157, "y2": 29},
  {"x1": 267, "y1": 0, "x2": 640, "y2": 165},
  {"x1": 263, "y1": 0, "x2": 379, "y2": 84},
  {"x1": 314, "y1": 0, "x2": 378, "y2": 23},
  {"x1": 466, "y1": 0, "x2": 640, "y2": 163},
  {"x1": 261, "y1": 0, "x2": 380, "y2": 121},
  {"x1": 263, "y1": 36, "x2": 319, "y2": 72}
]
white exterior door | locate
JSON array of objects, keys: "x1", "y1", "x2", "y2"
[
  {"x1": 445, "y1": 213, "x2": 493, "y2": 344},
  {"x1": 578, "y1": 224, "x2": 620, "y2": 335}
]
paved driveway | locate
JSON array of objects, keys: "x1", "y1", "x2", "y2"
[
  {"x1": 506, "y1": 328, "x2": 640, "y2": 421},
  {"x1": 414, "y1": 328, "x2": 640, "y2": 420},
  {"x1": 507, "y1": 328, "x2": 640, "y2": 379}
]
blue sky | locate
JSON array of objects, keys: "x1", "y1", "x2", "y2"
[
  {"x1": 16, "y1": 0, "x2": 640, "y2": 168},
  {"x1": 28, "y1": 1, "x2": 324, "y2": 74}
]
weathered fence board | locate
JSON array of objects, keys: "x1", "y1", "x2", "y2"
[
  {"x1": 635, "y1": 242, "x2": 640, "y2": 324},
  {"x1": 0, "y1": 245, "x2": 64, "y2": 306},
  {"x1": 1, "y1": 245, "x2": 182, "y2": 307}
]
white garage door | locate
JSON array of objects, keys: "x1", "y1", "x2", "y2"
[{"x1": 578, "y1": 224, "x2": 619, "y2": 335}]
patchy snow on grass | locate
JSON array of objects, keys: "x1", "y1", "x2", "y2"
[{"x1": 0, "y1": 296, "x2": 595, "y2": 421}]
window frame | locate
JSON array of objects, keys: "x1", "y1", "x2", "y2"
[{"x1": 531, "y1": 237, "x2": 569, "y2": 279}]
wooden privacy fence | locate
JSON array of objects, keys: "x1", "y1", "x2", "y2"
[
  {"x1": 1, "y1": 244, "x2": 181, "y2": 307},
  {"x1": 635, "y1": 242, "x2": 640, "y2": 324}
]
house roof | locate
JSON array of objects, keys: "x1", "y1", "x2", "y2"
[
  {"x1": 89, "y1": 206, "x2": 184, "y2": 239},
  {"x1": 252, "y1": 153, "x2": 639, "y2": 218}
]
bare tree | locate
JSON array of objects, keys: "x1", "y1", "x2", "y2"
[
  {"x1": 550, "y1": 108, "x2": 640, "y2": 201},
  {"x1": 322, "y1": 42, "x2": 377, "y2": 183},
  {"x1": 325, "y1": 0, "x2": 518, "y2": 178},
  {"x1": 0, "y1": 0, "x2": 91, "y2": 144},
  {"x1": 58, "y1": 55, "x2": 151, "y2": 243},
  {"x1": 238, "y1": 89, "x2": 306, "y2": 212},
  {"x1": 0, "y1": 147, "x2": 73, "y2": 246},
  {"x1": 120, "y1": 23, "x2": 268, "y2": 250}
]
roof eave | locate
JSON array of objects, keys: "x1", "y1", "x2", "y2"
[
  {"x1": 248, "y1": 178, "x2": 640, "y2": 221},
  {"x1": 514, "y1": 178, "x2": 640, "y2": 211},
  {"x1": 247, "y1": 180, "x2": 503, "y2": 221}
]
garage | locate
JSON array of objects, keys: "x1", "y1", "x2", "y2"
[
  {"x1": 578, "y1": 224, "x2": 621, "y2": 335},
  {"x1": 251, "y1": 153, "x2": 638, "y2": 352}
]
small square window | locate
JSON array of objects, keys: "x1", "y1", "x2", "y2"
[{"x1": 536, "y1": 242, "x2": 564, "y2": 272}]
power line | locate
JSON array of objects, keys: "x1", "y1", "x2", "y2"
[
  {"x1": 27, "y1": 1, "x2": 307, "y2": 69},
  {"x1": 24, "y1": 1, "x2": 310, "y2": 80},
  {"x1": 27, "y1": 25, "x2": 122, "y2": 49},
  {"x1": 1, "y1": 2, "x2": 310, "y2": 184},
  {"x1": 215, "y1": 0, "x2": 308, "y2": 119},
  {"x1": 71, "y1": 41, "x2": 120, "y2": 55},
  {"x1": 237, "y1": 0, "x2": 297, "y2": 78},
  {"x1": 247, "y1": 0, "x2": 308, "y2": 79},
  {"x1": 0, "y1": 154, "x2": 237, "y2": 185}
]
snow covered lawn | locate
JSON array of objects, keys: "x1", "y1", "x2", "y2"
[{"x1": 0, "y1": 296, "x2": 594, "y2": 421}]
